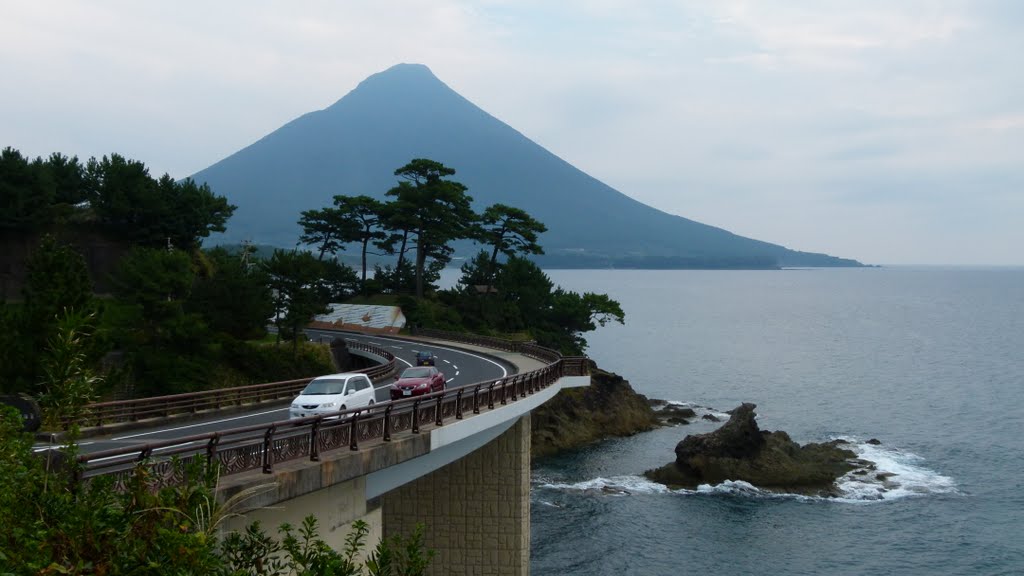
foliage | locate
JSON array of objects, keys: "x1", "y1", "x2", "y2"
[
  {"x1": 475, "y1": 203, "x2": 547, "y2": 284},
  {"x1": 298, "y1": 206, "x2": 352, "y2": 261},
  {"x1": 188, "y1": 247, "x2": 274, "y2": 341},
  {"x1": 86, "y1": 154, "x2": 235, "y2": 249},
  {"x1": 449, "y1": 255, "x2": 625, "y2": 354},
  {"x1": 0, "y1": 146, "x2": 54, "y2": 231},
  {"x1": 263, "y1": 249, "x2": 333, "y2": 355},
  {"x1": 109, "y1": 247, "x2": 219, "y2": 395},
  {"x1": 387, "y1": 159, "x2": 478, "y2": 298},
  {"x1": 0, "y1": 412, "x2": 435, "y2": 575},
  {"x1": 37, "y1": 309, "x2": 103, "y2": 428},
  {"x1": 221, "y1": 339, "x2": 336, "y2": 384},
  {"x1": 333, "y1": 195, "x2": 388, "y2": 293},
  {"x1": 365, "y1": 523, "x2": 435, "y2": 576},
  {"x1": 0, "y1": 234, "x2": 95, "y2": 394}
]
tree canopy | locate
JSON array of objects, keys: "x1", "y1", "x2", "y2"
[
  {"x1": 476, "y1": 203, "x2": 547, "y2": 285},
  {"x1": 387, "y1": 159, "x2": 477, "y2": 298}
]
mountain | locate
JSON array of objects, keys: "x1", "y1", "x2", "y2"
[{"x1": 192, "y1": 63, "x2": 862, "y2": 268}]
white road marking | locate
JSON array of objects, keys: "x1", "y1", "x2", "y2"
[
  {"x1": 456, "y1": 371, "x2": 460, "y2": 376},
  {"x1": 443, "y1": 359, "x2": 451, "y2": 364},
  {"x1": 33, "y1": 441, "x2": 94, "y2": 452},
  {"x1": 109, "y1": 408, "x2": 289, "y2": 440},
  {"x1": 417, "y1": 342, "x2": 508, "y2": 378}
]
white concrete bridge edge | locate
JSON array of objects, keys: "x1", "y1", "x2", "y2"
[{"x1": 365, "y1": 374, "x2": 589, "y2": 499}]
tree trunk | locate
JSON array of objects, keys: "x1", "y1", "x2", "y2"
[
  {"x1": 395, "y1": 231, "x2": 409, "y2": 293},
  {"x1": 415, "y1": 237, "x2": 426, "y2": 299},
  {"x1": 485, "y1": 226, "x2": 506, "y2": 285},
  {"x1": 360, "y1": 238, "x2": 368, "y2": 294}
]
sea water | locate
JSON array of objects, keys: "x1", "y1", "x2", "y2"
[{"x1": 515, "y1": 268, "x2": 1024, "y2": 575}]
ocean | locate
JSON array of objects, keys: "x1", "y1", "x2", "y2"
[{"x1": 514, "y1": 268, "x2": 1024, "y2": 576}]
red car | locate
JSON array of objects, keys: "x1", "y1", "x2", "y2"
[{"x1": 390, "y1": 366, "x2": 446, "y2": 399}]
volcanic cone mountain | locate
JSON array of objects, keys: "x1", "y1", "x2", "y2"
[{"x1": 192, "y1": 63, "x2": 861, "y2": 268}]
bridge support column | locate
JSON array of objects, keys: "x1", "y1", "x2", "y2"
[{"x1": 382, "y1": 414, "x2": 531, "y2": 576}]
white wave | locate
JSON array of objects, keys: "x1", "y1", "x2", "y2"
[
  {"x1": 533, "y1": 440, "x2": 958, "y2": 504},
  {"x1": 693, "y1": 480, "x2": 812, "y2": 499},
  {"x1": 654, "y1": 400, "x2": 731, "y2": 423},
  {"x1": 831, "y1": 439, "x2": 959, "y2": 503},
  {"x1": 533, "y1": 475, "x2": 677, "y2": 496}
]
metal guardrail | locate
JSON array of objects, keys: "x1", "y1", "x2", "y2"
[
  {"x1": 73, "y1": 334, "x2": 589, "y2": 489},
  {"x1": 63, "y1": 340, "x2": 397, "y2": 430}
]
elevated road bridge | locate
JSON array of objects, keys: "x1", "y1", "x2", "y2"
[{"x1": 43, "y1": 329, "x2": 589, "y2": 576}]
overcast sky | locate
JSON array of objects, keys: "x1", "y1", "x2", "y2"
[{"x1": 3, "y1": 1, "x2": 1022, "y2": 265}]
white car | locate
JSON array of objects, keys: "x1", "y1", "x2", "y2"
[{"x1": 289, "y1": 373, "x2": 376, "y2": 419}]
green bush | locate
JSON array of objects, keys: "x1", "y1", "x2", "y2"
[
  {"x1": 0, "y1": 407, "x2": 435, "y2": 575},
  {"x1": 222, "y1": 339, "x2": 336, "y2": 384}
]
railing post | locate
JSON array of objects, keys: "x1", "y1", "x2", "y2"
[
  {"x1": 309, "y1": 419, "x2": 321, "y2": 461},
  {"x1": 435, "y1": 394, "x2": 444, "y2": 426},
  {"x1": 383, "y1": 404, "x2": 394, "y2": 441},
  {"x1": 349, "y1": 412, "x2": 360, "y2": 451},
  {"x1": 456, "y1": 389, "x2": 464, "y2": 419},
  {"x1": 206, "y1": 434, "x2": 220, "y2": 465},
  {"x1": 488, "y1": 382, "x2": 495, "y2": 409},
  {"x1": 412, "y1": 399, "x2": 422, "y2": 433},
  {"x1": 262, "y1": 425, "x2": 276, "y2": 473}
]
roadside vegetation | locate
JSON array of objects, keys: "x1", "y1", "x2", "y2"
[
  {"x1": 0, "y1": 147, "x2": 623, "y2": 425},
  {"x1": 0, "y1": 406, "x2": 433, "y2": 575}
]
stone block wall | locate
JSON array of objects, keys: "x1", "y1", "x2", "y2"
[{"x1": 382, "y1": 415, "x2": 532, "y2": 576}]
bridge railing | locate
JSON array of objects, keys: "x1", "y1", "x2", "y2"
[
  {"x1": 74, "y1": 335, "x2": 589, "y2": 488},
  {"x1": 64, "y1": 340, "x2": 397, "y2": 430}
]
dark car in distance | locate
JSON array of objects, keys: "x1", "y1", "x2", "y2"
[
  {"x1": 415, "y1": 351, "x2": 436, "y2": 366},
  {"x1": 390, "y1": 366, "x2": 446, "y2": 399}
]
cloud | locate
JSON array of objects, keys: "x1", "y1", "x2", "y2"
[{"x1": 0, "y1": 0, "x2": 1021, "y2": 264}]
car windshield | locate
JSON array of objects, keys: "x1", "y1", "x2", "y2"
[
  {"x1": 301, "y1": 379, "x2": 345, "y2": 395},
  {"x1": 401, "y1": 367, "x2": 432, "y2": 379}
]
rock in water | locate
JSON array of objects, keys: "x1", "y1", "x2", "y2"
[{"x1": 645, "y1": 403, "x2": 858, "y2": 496}]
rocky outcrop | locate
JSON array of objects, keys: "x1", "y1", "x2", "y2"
[
  {"x1": 653, "y1": 402, "x2": 697, "y2": 425},
  {"x1": 531, "y1": 365, "x2": 659, "y2": 458},
  {"x1": 644, "y1": 403, "x2": 857, "y2": 495}
]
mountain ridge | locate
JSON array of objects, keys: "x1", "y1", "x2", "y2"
[{"x1": 193, "y1": 63, "x2": 863, "y2": 268}]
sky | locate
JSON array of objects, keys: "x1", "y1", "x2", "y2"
[{"x1": 2, "y1": 1, "x2": 1022, "y2": 266}]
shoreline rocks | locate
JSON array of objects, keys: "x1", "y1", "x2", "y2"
[
  {"x1": 644, "y1": 403, "x2": 858, "y2": 496},
  {"x1": 531, "y1": 365, "x2": 660, "y2": 459}
]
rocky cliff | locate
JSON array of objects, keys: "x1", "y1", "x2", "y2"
[{"x1": 531, "y1": 365, "x2": 660, "y2": 458}]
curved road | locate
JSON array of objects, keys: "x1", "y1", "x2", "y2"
[{"x1": 39, "y1": 332, "x2": 514, "y2": 456}]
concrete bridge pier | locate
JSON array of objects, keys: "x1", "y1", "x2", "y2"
[{"x1": 382, "y1": 414, "x2": 532, "y2": 576}]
